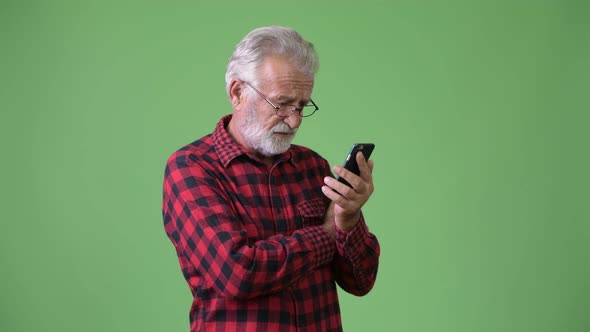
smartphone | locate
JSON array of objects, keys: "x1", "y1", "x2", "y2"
[{"x1": 337, "y1": 143, "x2": 375, "y2": 187}]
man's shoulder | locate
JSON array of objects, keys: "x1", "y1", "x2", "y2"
[{"x1": 166, "y1": 134, "x2": 216, "y2": 170}]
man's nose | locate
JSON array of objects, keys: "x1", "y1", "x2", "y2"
[{"x1": 283, "y1": 112, "x2": 302, "y2": 129}]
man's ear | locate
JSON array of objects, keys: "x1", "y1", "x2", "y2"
[{"x1": 228, "y1": 79, "x2": 244, "y2": 111}]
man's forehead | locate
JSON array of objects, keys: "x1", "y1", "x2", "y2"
[
  {"x1": 259, "y1": 56, "x2": 312, "y2": 79},
  {"x1": 263, "y1": 76, "x2": 314, "y2": 89},
  {"x1": 261, "y1": 79, "x2": 314, "y2": 101}
]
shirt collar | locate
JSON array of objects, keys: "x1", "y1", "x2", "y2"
[{"x1": 212, "y1": 114, "x2": 298, "y2": 168}]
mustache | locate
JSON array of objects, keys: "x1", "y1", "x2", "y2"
[{"x1": 271, "y1": 123, "x2": 298, "y2": 134}]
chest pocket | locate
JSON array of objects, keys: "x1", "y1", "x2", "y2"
[{"x1": 296, "y1": 197, "x2": 327, "y2": 227}]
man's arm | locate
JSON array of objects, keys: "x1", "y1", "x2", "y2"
[
  {"x1": 332, "y1": 215, "x2": 380, "y2": 295},
  {"x1": 321, "y1": 152, "x2": 380, "y2": 295},
  {"x1": 163, "y1": 158, "x2": 335, "y2": 301}
]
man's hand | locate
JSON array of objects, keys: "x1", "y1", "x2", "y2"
[{"x1": 322, "y1": 152, "x2": 375, "y2": 232}]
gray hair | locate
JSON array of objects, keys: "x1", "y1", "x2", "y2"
[{"x1": 225, "y1": 26, "x2": 319, "y2": 96}]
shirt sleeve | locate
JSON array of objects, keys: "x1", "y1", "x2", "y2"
[
  {"x1": 162, "y1": 156, "x2": 336, "y2": 301},
  {"x1": 332, "y1": 213, "x2": 380, "y2": 296}
]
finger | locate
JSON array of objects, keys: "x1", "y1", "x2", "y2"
[
  {"x1": 324, "y1": 176, "x2": 357, "y2": 197},
  {"x1": 331, "y1": 167, "x2": 363, "y2": 193},
  {"x1": 322, "y1": 184, "x2": 361, "y2": 213},
  {"x1": 321, "y1": 185, "x2": 348, "y2": 206},
  {"x1": 356, "y1": 152, "x2": 373, "y2": 182}
]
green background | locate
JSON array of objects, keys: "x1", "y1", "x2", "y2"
[{"x1": 2, "y1": 1, "x2": 589, "y2": 331}]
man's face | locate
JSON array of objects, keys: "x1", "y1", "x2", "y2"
[{"x1": 238, "y1": 56, "x2": 314, "y2": 157}]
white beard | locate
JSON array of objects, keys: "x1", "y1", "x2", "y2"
[{"x1": 239, "y1": 103, "x2": 297, "y2": 157}]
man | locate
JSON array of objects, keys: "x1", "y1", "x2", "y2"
[{"x1": 162, "y1": 26, "x2": 380, "y2": 331}]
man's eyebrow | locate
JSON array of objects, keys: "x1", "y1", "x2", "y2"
[
  {"x1": 273, "y1": 94, "x2": 296, "y2": 102},
  {"x1": 275, "y1": 96, "x2": 311, "y2": 105}
]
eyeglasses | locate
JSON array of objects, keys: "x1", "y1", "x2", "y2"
[{"x1": 244, "y1": 81, "x2": 319, "y2": 118}]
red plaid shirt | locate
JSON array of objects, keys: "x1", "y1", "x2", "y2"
[{"x1": 162, "y1": 115, "x2": 380, "y2": 331}]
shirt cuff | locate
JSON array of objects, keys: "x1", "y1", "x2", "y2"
[
  {"x1": 296, "y1": 226, "x2": 336, "y2": 269},
  {"x1": 335, "y1": 214, "x2": 370, "y2": 258}
]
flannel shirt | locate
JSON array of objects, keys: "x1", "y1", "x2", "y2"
[{"x1": 162, "y1": 115, "x2": 380, "y2": 331}]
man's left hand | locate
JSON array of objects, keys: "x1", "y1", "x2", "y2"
[{"x1": 322, "y1": 152, "x2": 375, "y2": 231}]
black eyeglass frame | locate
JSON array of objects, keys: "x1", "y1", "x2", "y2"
[{"x1": 243, "y1": 81, "x2": 319, "y2": 118}]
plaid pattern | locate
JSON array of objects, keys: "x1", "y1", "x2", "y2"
[{"x1": 163, "y1": 115, "x2": 380, "y2": 331}]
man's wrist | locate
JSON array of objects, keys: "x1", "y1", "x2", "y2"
[
  {"x1": 335, "y1": 210, "x2": 361, "y2": 232},
  {"x1": 322, "y1": 221, "x2": 336, "y2": 240}
]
